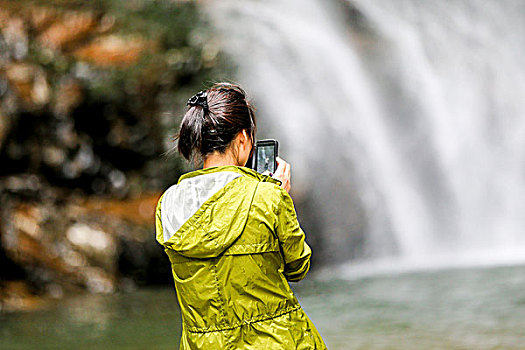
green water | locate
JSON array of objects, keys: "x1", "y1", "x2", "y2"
[
  {"x1": 0, "y1": 288, "x2": 182, "y2": 350},
  {"x1": 2, "y1": 265, "x2": 525, "y2": 349}
]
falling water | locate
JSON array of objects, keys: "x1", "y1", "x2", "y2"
[{"x1": 205, "y1": 0, "x2": 525, "y2": 270}]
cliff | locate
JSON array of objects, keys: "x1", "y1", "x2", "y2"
[{"x1": 0, "y1": 0, "x2": 228, "y2": 312}]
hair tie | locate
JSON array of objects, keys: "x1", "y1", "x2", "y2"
[{"x1": 187, "y1": 90, "x2": 208, "y2": 110}]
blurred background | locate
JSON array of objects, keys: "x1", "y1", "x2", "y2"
[{"x1": 1, "y1": 0, "x2": 525, "y2": 349}]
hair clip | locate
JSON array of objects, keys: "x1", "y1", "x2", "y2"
[{"x1": 187, "y1": 90, "x2": 208, "y2": 110}]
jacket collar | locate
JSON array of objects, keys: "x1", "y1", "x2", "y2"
[{"x1": 178, "y1": 165, "x2": 281, "y2": 185}]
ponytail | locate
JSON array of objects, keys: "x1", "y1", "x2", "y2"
[
  {"x1": 175, "y1": 83, "x2": 256, "y2": 162},
  {"x1": 176, "y1": 107, "x2": 205, "y2": 161}
]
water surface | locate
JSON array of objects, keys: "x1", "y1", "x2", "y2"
[{"x1": 2, "y1": 265, "x2": 524, "y2": 349}]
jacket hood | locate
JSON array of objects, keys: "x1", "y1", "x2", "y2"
[{"x1": 158, "y1": 166, "x2": 279, "y2": 258}]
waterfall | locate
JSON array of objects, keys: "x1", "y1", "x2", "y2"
[{"x1": 204, "y1": 0, "x2": 525, "y2": 270}]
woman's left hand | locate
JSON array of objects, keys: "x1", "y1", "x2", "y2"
[{"x1": 273, "y1": 157, "x2": 291, "y2": 193}]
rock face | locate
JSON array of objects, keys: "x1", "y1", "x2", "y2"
[
  {"x1": 0, "y1": 190, "x2": 174, "y2": 312},
  {"x1": 0, "y1": 0, "x2": 226, "y2": 311}
]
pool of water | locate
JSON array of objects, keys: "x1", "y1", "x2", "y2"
[
  {"x1": 0, "y1": 288, "x2": 182, "y2": 350},
  {"x1": 2, "y1": 265, "x2": 525, "y2": 349}
]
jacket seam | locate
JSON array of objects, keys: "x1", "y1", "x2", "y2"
[
  {"x1": 233, "y1": 180, "x2": 259, "y2": 244},
  {"x1": 211, "y1": 263, "x2": 228, "y2": 324},
  {"x1": 186, "y1": 304, "x2": 301, "y2": 334},
  {"x1": 167, "y1": 177, "x2": 242, "y2": 246},
  {"x1": 177, "y1": 165, "x2": 280, "y2": 185},
  {"x1": 222, "y1": 243, "x2": 280, "y2": 256},
  {"x1": 210, "y1": 263, "x2": 235, "y2": 350},
  {"x1": 163, "y1": 176, "x2": 253, "y2": 251}
]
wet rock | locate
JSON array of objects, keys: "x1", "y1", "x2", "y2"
[
  {"x1": 0, "y1": 193, "x2": 168, "y2": 308},
  {"x1": 73, "y1": 34, "x2": 153, "y2": 68},
  {"x1": 53, "y1": 77, "x2": 84, "y2": 118},
  {"x1": 67, "y1": 223, "x2": 116, "y2": 255},
  {"x1": 1, "y1": 16, "x2": 28, "y2": 60},
  {"x1": 0, "y1": 0, "x2": 225, "y2": 312},
  {"x1": 4, "y1": 63, "x2": 51, "y2": 109},
  {"x1": 2, "y1": 174, "x2": 43, "y2": 196},
  {"x1": 1, "y1": 281, "x2": 47, "y2": 312},
  {"x1": 81, "y1": 192, "x2": 159, "y2": 226},
  {"x1": 82, "y1": 266, "x2": 115, "y2": 294},
  {"x1": 37, "y1": 11, "x2": 99, "y2": 51},
  {"x1": 28, "y1": 6, "x2": 58, "y2": 32},
  {"x1": 42, "y1": 145, "x2": 67, "y2": 168},
  {"x1": 0, "y1": 109, "x2": 9, "y2": 151}
]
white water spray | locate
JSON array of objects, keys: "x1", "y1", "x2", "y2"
[{"x1": 205, "y1": 0, "x2": 525, "y2": 269}]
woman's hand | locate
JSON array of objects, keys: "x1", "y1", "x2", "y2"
[{"x1": 273, "y1": 157, "x2": 291, "y2": 193}]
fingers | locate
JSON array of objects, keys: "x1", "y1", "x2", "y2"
[
  {"x1": 281, "y1": 162, "x2": 290, "y2": 191},
  {"x1": 274, "y1": 157, "x2": 284, "y2": 177},
  {"x1": 274, "y1": 157, "x2": 291, "y2": 193}
]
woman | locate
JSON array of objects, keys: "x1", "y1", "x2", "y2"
[{"x1": 155, "y1": 83, "x2": 327, "y2": 349}]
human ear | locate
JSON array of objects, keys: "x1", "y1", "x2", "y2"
[
  {"x1": 240, "y1": 130, "x2": 248, "y2": 144},
  {"x1": 236, "y1": 130, "x2": 246, "y2": 149}
]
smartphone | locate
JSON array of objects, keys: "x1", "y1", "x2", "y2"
[{"x1": 250, "y1": 139, "x2": 278, "y2": 174}]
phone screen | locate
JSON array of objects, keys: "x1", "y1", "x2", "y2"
[{"x1": 257, "y1": 144, "x2": 276, "y2": 174}]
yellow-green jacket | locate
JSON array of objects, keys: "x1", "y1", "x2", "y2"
[{"x1": 155, "y1": 166, "x2": 327, "y2": 349}]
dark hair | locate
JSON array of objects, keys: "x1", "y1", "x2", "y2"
[{"x1": 176, "y1": 83, "x2": 256, "y2": 161}]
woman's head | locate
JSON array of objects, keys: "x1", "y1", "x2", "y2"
[{"x1": 176, "y1": 83, "x2": 256, "y2": 165}]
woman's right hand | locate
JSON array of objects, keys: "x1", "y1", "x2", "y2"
[{"x1": 273, "y1": 157, "x2": 291, "y2": 193}]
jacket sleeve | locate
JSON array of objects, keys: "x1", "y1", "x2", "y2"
[
  {"x1": 155, "y1": 193, "x2": 165, "y2": 245},
  {"x1": 274, "y1": 188, "x2": 312, "y2": 282}
]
